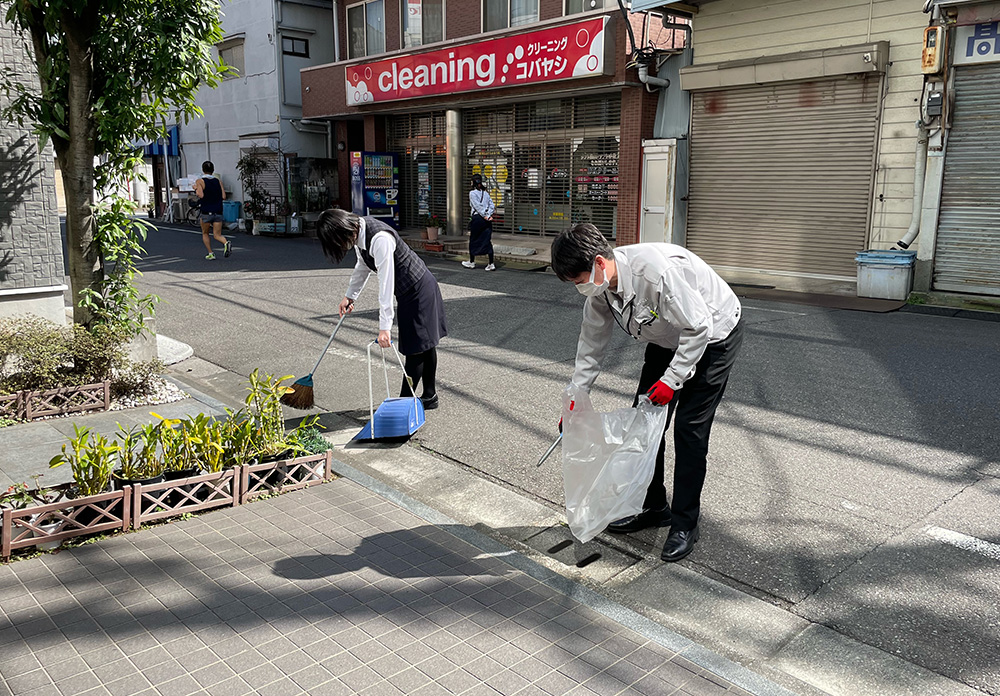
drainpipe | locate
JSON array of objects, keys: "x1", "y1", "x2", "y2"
[
  {"x1": 332, "y1": 0, "x2": 341, "y2": 62},
  {"x1": 637, "y1": 62, "x2": 670, "y2": 92},
  {"x1": 205, "y1": 122, "x2": 211, "y2": 161},
  {"x1": 895, "y1": 122, "x2": 929, "y2": 249}
]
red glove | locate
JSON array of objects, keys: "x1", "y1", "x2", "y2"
[
  {"x1": 646, "y1": 381, "x2": 675, "y2": 406},
  {"x1": 558, "y1": 400, "x2": 575, "y2": 433}
]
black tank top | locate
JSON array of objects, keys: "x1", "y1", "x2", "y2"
[{"x1": 200, "y1": 176, "x2": 223, "y2": 213}]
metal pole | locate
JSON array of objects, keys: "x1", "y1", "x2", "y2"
[{"x1": 446, "y1": 109, "x2": 463, "y2": 236}]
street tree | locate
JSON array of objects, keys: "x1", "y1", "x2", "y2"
[{"x1": 2, "y1": 0, "x2": 226, "y2": 331}]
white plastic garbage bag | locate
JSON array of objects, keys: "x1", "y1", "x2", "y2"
[{"x1": 561, "y1": 385, "x2": 669, "y2": 543}]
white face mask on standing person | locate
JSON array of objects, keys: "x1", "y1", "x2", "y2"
[{"x1": 576, "y1": 258, "x2": 610, "y2": 296}]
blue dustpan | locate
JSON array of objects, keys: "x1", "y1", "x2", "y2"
[{"x1": 354, "y1": 342, "x2": 426, "y2": 441}]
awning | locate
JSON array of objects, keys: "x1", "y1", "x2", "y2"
[{"x1": 136, "y1": 125, "x2": 179, "y2": 157}]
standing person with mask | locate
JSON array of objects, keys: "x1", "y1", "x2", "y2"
[
  {"x1": 193, "y1": 161, "x2": 232, "y2": 260},
  {"x1": 317, "y1": 208, "x2": 446, "y2": 410},
  {"x1": 551, "y1": 223, "x2": 744, "y2": 562},
  {"x1": 463, "y1": 173, "x2": 496, "y2": 271}
]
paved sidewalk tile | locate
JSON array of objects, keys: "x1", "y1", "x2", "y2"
[{"x1": 0, "y1": 479, "x2": 752, "y2": 695}]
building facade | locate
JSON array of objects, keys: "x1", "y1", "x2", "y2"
[
  {"x1": 179, "y1": 0, "x2": 339, "y2": 211},
  {"x1": 639, "y1": 0, "x2": 1000, "y2": 298},
  {"x1": 0, "y1": 17, "x2": 66, "y2": 324},
  {"x1": 301, "y1": 1, "x2": 685, "y2": 245}
]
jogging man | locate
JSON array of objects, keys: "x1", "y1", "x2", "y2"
[{"x1": 194, "y1": 161, "x2": 232, "y2": 260}]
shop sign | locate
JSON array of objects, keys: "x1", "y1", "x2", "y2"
[
  {"x1": 346, "y1": 16, "x2": 610, "y2": 106},
  {"x1": 954, "y1": 22, "x2": 1000, "y2": 64}
]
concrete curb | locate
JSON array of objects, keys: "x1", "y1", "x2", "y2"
[{"x1": 327, "y1": 455, "x2": 799, "y2": 696}]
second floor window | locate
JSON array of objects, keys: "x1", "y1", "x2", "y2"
[
  {"x1": 402, "y1": 0, "x2": 444, "y2": 49},
  {"x1": 218, "y1": 38, "x2": 245, "y2": 79},
  {"x1": 281, "y1": 37, "x2": 309, "y2": 58},
  {"x1": 566, "y1": 0, "x2": 609, "y2": 13},
  {"x1": 348, "y1": 0, "x2": 385, "y2": 59},
  {"x1": 483, "y1": 0, "x2": 538, "y2": 33}
]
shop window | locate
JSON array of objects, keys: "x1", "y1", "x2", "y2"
[
  {"x1": 281, "y1": 37, "x2": 309, "y2": 58},
  {"x1": 218, "y1": 38, "x2": 245, "y2": 78},
  {"x1": 464, "y1": 95, "x2": 620, "y2": 239},
  {"x1": 483, "y1": 0, "x2": 538, "y2": 32},
  {"x1": 402, "y1": 0, "x2": 444, "y2": 49},
  {"x1": 348, "y1": 0, "x2": 385, "y2": 59},
  {"x1": 565, "y1": 0, "x2": 609, "y2": 14}
]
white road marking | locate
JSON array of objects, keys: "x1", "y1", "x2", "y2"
[{"x1": 925, "y1": 526, "x2": 1000, "y2": 562}]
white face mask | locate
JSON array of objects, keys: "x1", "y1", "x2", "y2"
[{"x1": 576, "y1": 260, "x2": 609, "y2": 296}]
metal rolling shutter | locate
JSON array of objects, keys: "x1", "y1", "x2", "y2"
[
  {"x1": 934, "y1": 65, "x2": 1000, "y2": 296},
  {"x1": 463, "y1": 95, "x2": 620, "y2": 238},
  {"x1": 388, "y1": 112, "x2": 447, "y2": 229},
  {"x1": 686, "y1": 76, "x2": 880, "y2": 277},
  {"x1": 257, "y1": 152, "x2": 285, "y2": 200}
]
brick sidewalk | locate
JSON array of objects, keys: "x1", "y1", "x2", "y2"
[{"x1": 0, "y1": 478, "x2": 759, "y2": 696}]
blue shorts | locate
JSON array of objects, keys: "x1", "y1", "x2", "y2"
[{"x1": 200, "y1": 213, "x2": 224, "y2": 224}]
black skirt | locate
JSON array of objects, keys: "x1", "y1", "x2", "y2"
[
  {"x1": 396, "y1": 269, "x2": 448, "y2": 355},
  {"x1": 469, "y1": 214, "x2": 494, "y2": 256}
]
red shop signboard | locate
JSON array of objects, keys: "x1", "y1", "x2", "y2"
[{"x1": 346, "y1": 16, "x2": 611, "y2": 106}]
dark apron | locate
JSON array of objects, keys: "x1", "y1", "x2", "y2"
[
  {"x1": 469, "y1": 214, "x2": 493, "y2": 256},
  {"x1": 358, "y1": 217, "x2": 448, "y2": 355}
]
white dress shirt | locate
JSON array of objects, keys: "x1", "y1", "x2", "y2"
[
  {"x1": 345, "y1": 218, "x2": 395, "y2": 331},
  {"x1": 469, "y1": 189, "x2": 495, "y2": 218},
  {"x1": 572, "y1": 244, "x2": 742, "y2": 392}
]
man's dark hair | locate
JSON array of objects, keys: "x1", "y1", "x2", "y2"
[
  {"x1": 550, "y1": 223, "x2": 613, "y2": 281},
  {"x1": 316, "y1": 208, "x2": 360, "y2": 263},
  {"x1": 202, "y1": 160, "x2": 215, "y2": 175}
]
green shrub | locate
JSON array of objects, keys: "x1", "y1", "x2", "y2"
[
  {"x1": 293, "y1": 426, "x2": 329, "y2": 455},
  {"x1": 0, "y1": 317, "x2": 163, "y2": 399},
  {"x1": 0, "y1": 317, "x2": 72, "y2": 393}
]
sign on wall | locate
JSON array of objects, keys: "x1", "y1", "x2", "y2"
[
  {"x1": 954, "y1": 22, "x2": 1000, "y2": 64},
  {"x1": 346, "y1": 16, "x2": 610, "y2": 106}
]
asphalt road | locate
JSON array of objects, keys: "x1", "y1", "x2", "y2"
[{"x1": 137, "y1": 224, "x2": 1000, "y2": 694}]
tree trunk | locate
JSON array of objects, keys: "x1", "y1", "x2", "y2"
[{"x1": 61, "y1": 8, "x2": 102, "y2": 328}]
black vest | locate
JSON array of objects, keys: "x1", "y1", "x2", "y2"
[{"x1": 358, "y1": 217, "x2": 425, "y2": 298}]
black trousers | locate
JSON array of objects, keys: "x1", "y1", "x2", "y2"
[{"x1": 632, "y1": 319, "x2": 744, "y2": 531}]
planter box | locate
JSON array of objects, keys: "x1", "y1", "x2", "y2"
[
  {"x1": 2, "y1": 488, "x2": 130, "y2": 560},
  {"x1": 0, "y1": 381, "x2": 110, "y2": 422},
  {"x1": 1, "y1": 450, "x2": 334, "y2": 560},
  {"x1": 131, "y1": 469, "x2": 239, "y2": 527},
  {"x1": 241, "y1": 451, "x2": 332, "y2": 504}
]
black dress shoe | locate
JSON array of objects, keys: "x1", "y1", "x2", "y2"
[
  {"x1": 420, "y1": 394, "x2": 439, "y2": 410},
  {"x1": 606, "y1": 505, "x2": 671, "y2": 534},
  {"x1": 660, "y1": 527, "x2": 699, "y2": 562}
]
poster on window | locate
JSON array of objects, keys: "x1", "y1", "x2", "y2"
[{"x1": 346, "y1": 16, "x2": 611, "y2": 106}]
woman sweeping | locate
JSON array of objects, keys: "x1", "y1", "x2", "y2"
[
  {"x1": 317, "y1": 209, "x2": 446, "y2": 410},
  {"x1": 463, "y1": 173, "x2": 496, "y2": 271}
]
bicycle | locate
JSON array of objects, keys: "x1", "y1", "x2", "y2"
[{"x1": 183, "y1": 197, "x2": 202, "y2": 227}]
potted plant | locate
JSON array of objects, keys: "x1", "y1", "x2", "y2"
[
  {"x1": 236, "y1": 147, "x2": 270, "y2": 235},
  {"x1": 245, "y1": 369, "x2": 296, "y2": 463},
  {"x1": 114, "y1": 424, "x2": 165, "y2": 487},
  {"x1": 49, "y1": 425, "x2": 117, "y2": 498},
  {"x1": 152, "y1": 414, "x2": 201, "y2": 480},
  {"x1": 1, "y1": 478, "x2": 62, "y2": 551},
  {"x1": 418, "y1": 214, "x2": 433, "y2": 240},
  {"x1": 426, "y1": 213, "x2": 442, "y2": 241}
]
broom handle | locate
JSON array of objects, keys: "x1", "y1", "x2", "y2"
[{"x1": 310, "y1": 312, "x2": 348, "y2": 375}]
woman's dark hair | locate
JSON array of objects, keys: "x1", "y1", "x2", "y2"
[
  {"x1": 471, "y1": 174, "x2": 484, "y2": 190},
  {"x1": 202, "y1": 160, "x2": 215, "y2": 175},
  {"x1": 550, "y1": 223, "x2": 613, "y2": 282},
  {"x1": 316, "y1": 208, "x2": 360, "y2": 263}
]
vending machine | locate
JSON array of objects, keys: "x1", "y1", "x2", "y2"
[{"x1": 350, "y1": 152, "x2": 400, "y2": 228}]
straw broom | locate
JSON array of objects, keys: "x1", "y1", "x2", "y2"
[{"x1": 281, "y1": 313, "x2": 348, "y2": 410}]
